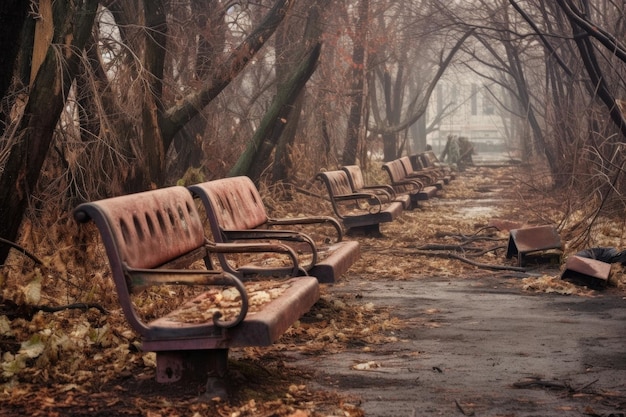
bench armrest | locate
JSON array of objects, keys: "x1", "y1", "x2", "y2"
[
  {"x1": 393, "y1": 178, "x2": 424, "y2": 191},
  {"x1": 205, "y1": 240, "x2": 302, "y2": 277},
  {"x1": 266, "y1": 216, "x2": 343, "y2": 242},
  {"x1": 125, "y1": 267, "x2": 248, "y2": 329},
  {"x1": 332, "y1": 192, "x2": 386, "y2": 215},
  {"x1": 407, "y1": 172, "x2": 434, "y2": 183},
  {"x1": 360, "y1": 185, "x2": 397, "y2": 201},
  {"x1": 221, "y1": 229, "x2": 319, "y2": 268},
  {"x1": 332, "y1": 191, "x2": 377, "y2": 201}
]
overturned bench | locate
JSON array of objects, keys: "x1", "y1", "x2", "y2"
[
  {"x1": 74, "y1": 186, "x2": 319, "y2": 384},
  {"x1": 316, "y1": 169, "x2": 404, "y2": 236},
  {"x1": 189, "y1": 176, "x2": 360, "y2": 284}
]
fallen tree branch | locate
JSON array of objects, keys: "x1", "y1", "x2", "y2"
[
  {"x1": 1, "y1": 299, "x2": 108, "y2": 320},
  {"x1": 36, "y1": 303, "x2": 108, "y2": 315},
  {"x1": 465, "y1": 245, "x2": 507, "y2": 257},
  {"x1": 0, "y1": 237, "x2": 43, "y2": 265},
  {"x1": 415, "y1": 244, "x2": 485, "y2": 252},
  {"x1": 393, "y1": 249, "x2": 526, "y2": 272}
]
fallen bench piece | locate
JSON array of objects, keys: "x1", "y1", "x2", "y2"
[
  {"x1": 341, "y1": 165, "x2": 412, "y2": 210},
  {"x1": 316, "y1": 170, "x2": 404, "y2": 237},
  {"x1": 506, "y1": 225, "x2": 563, "y2": 267},
  {"x1": 189, "y1": 176, "x2": 360, "y2": 284},
  {"x1": 561, "y1": 255, "x2": 611, "y2": 289},
  {"x1": 74, "y1": 186, "x2": 319, "y2": 383}
]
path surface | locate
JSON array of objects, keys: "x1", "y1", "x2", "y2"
[
  {"x1": 285, "y1": 163, "x2": 626, "y2": 417},
  {"x1": 287, "y1": 277, "x2": 626, "y2": 416}
]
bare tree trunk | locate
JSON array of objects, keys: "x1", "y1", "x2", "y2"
[
  {"x1": 342, "y1": 0, "x2": 368, "y2": 166},
  {"x1": 0, "y1": 0, "x2": 98, "y2": 265},
  {"x1": 0, "y1": 1, "x2": 29, "y2": 132},
  {"x1": 160, "y1": 0, "x2": 295, "y2": 146},
  {"x1": 139, "y1": 0, "x2": 167, "y2": 189}
]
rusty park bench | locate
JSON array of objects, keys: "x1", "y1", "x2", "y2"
[
  {"x1": 398, "y1": 156, "x2": 444, "y2": 191},
  {"x1": 74, "y1": 186, "x2": 319, "y2": 383},
  {"x1": 189, "y1": 176, "x2": 360, "y2": 284},
  {"x1": 410, "y1": 151, "x2": 455, "y2": 184},
  {"x1": 341, "y1": 165, "x2": 411, "y2": 210},
  {"x1": 422, "y1": 151, "x2": 456, "y2": 179},
  {"x1": 381, "y1": 159, "x2": 435, "y2": 207},
  {"x1": 316, "y1": 170, "x2": 404, "y2": 236}
]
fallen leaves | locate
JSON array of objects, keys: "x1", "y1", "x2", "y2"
[{"x1": 3, "y1": 164, "x2": 626, "y2": 416}]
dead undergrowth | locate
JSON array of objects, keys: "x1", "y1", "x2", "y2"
[{"x1": 2, "y1": 161, "x2": 626, "y2": 416}]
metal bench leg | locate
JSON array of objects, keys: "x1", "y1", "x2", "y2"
[{"x1": 155, "y1": 349, "x2": 229, "y2": 383}]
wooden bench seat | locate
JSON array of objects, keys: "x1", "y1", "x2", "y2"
[
  {"x1": 189, "y1": 176, "x2": 360, "y2": 284},
  {"x1": 381, "y1": 159, "x2": 437, "y2": 207},
  {"x1": 316, "y1": 170, "x2": 404, "y2": 236},
  {"x1": 74, "y1": 186, "x2": 319, "y2": 384},
  {"x1": 341, "y1": 165, "x2": 412, "y2": 210}
]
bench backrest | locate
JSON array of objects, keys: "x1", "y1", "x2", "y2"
[
  {"x1": 74, "y1": 186, "x2": 205, "y2": 270},
  {"x1": 423, "y1": 151, "x2": 440, "y2": 166},
  {"x1": 410, "y1": 154, "x2": 427, "y2": 171},
  {"x1": 317, "y1": 170, "x2": 354, "y2": 197},
  {"x1": 381, "y1": 159, "x2": 406, "y2": 183},
  {"x1": 188, "y1": 176, "x2": 269, "y2": 237},
  {"x1": 341, "y1": 165, "x2": 365, "y2": 191},
  {"x1": 398, "y1": 156, "x2": 416, "y2": 177},
  {"x1": 73, "y1": 186, "x2": 206, "y2": 335}
]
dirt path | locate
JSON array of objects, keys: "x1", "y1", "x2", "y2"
[
  {"x1": 281, "y1": 163, "x2": 626, "y2": 416},
  {"x1": 286, "y1": 277, "x2": 626, "y2": 416}
]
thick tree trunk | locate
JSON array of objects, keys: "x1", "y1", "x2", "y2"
[
  {"x1": 0, "y1": 1, "x2": 30, "y2": 133},
  {"x1": 139, "y1": 0, "x2": 167, "y2": 189},
  {"x1": 0, "y1": 0, "x2": 98, "y2": 265},
  {"x1": 342, "y1": 0, "x2": 368, "y2": 166}
]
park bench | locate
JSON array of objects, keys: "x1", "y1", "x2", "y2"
[
  {"x1": 189, "y1": 176, "x2": 360, "y2": 284},
  {"x1": 316, "y1": 169, "x2": 404, "y2": 236},
  {"x1": 411, "y1": 151, "x2": 455, "y2": 184},
  {"x1": 73, "y1": 186, "x2": 320, "y2": 384},
  {"x1": 398, "y1": 156, "x2": 444, "y2": 191},
  {"x1": 341, "y1": 164, "x2": 411, "y2": 210},
  {"x1": 381, "y1": 159, "x2": 436, "y2": 207}
]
